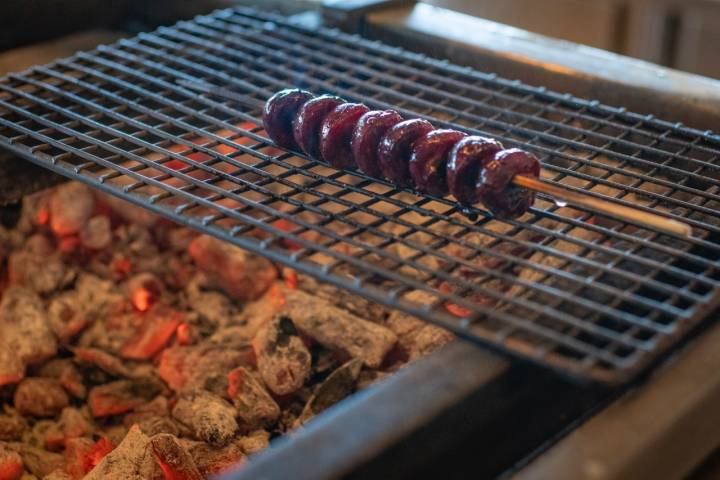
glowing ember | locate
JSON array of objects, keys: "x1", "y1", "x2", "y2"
[
  {"x1": 176, "y1": 323, "x2": 194, "y2": 346},
  {"x1": 58, "y1": 236, "x2": 80, "y2": 254},
  {"x1": 283, "y1": 268, "x2": 298, "y2": 290},
  {"x1": 132, "y1": 287, "x2": 154, "y2": 312},
  {"x1": 273, "y1": 219, "x2": 302, "y2": 251},
  {"x1": 439, "y1": 282, "x2": 473, "y2": 318},
  {"x1": 84, "y1": 438, "x2": 114, "y2": 473},
  {"x1": 113, "y1": 257, "x2": 132, "y2": 277},
  {"x1": 36, "y1": 207, "x2": 50, "y2": 226}
]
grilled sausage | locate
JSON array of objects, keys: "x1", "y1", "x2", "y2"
[{"x1": 263, "y1": 90, "x2": 540, "y2": 218}]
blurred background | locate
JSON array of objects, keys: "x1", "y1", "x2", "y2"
[
  {"x1": 427, "y1": 0, "x2": 720, "y2": 79},
  {"x1": 0, "y1": 0, "x2": 718, "y2": 79}
]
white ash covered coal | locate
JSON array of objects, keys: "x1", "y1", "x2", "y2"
[{"x1": 0, "y1": 182, "x2": 454, "y2": 479}]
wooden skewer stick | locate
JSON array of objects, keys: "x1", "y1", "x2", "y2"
[{"x1": 512, "y1": 175, "x2": 693, "y2": 237}]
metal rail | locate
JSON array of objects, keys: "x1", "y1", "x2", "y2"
[{"x1": 0, "y1": 7, "x2": 719, "y2": 383}]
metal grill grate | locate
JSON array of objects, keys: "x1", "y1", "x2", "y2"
[{"x1": 1, "y1": 7, "x2": 720, "y2": 384}]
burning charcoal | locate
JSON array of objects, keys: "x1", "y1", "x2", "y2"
[
  {"x1": 14, "y1": 190, "x2": 51, "y2": 235},
  {"x1": 100, "y1": 195, "x2": 159, "y2": 228},
  {"x1": 131, "y1": 417, "x2": 180, "y2": 438},
  {"x1": 0, "y1": 411, "x2": 27, "y2": 444},
  {"x1": 0, "y1": 443, "x2": 23, "y2": 480},
  {"x1": 233, "y1": 283, "x2": 287, "y2": 340},
  {"x1": 297, "y1": 275, "x2": 388, "y2": 321},
  {"x1": 123, "y1": 273, "x2": 163, "y2": 313},
  {"x1": 49, "y1": 183, "x2": 95, "y2": 237},
  {"x1": 58, "y1": 407, "x2": 94, "y2": 440},
  {"x1": 38, "y1": 360, "x2": 86, "y2": 399},
  {"x1": 7, "y1": 240, "x2": 73, "y2": 294},
  {"x1": 188, "y1": 235, "x2": 277, "y2": 302},
  {"x1": 284, "y1": 290, "x2": 397, "y2": 368},
  {"x1": 63, "y1": 437, "x2": 114, "y2": 479},
  {"x1": 171, "y1": 390, "x2": 238, "y2": 446},
  {"x1": 73, "y1": 347, "x2": 135, "y2": 379},
  {"x1": 158, "y1": 343, "x2": 254, "y2": 395},
  {"x1": 83, "y1": 425, "x2": 157, "y2": 480},
  {"x1": 47, "y1": 295, "x2": 88, "y2": 344},
  {"x1": 227, "y1": 367, "x2": 280, "y2": 429},
  {"x1": 186, "y1": 440, "x2": 245, "y2": 478},
  {"x1": 97, "y1": 425, "x2": 129, "y2": 450},
  {"x1": 79, "y1": 216, "x2": 112, "y2": 250},
  {"x1": 165, "y1": 228, "x2": 199, "y2": 253},
  {"x1": 120, "y1": 304, "x2": 183, "y2": 361},
  {"x1": 64, "y1": 437, "x2": 94, "y2": 479},
  {"x1": 44, "y1": 470, "x2": 72, "y2": 480},
  {"x1": 235, "y1": 430, "x2": 270, "y2": 455},
  {"x1": 407, "y1": 325, "x2": 454, "y2": 361},
  {"x1": 88, "y1": 379, "x2": 163, "y2": 418},
  {"x1": 0, "y1": 287, "x2": 57, "y2": 385},
  {"x1": 184, "y1": 280, "x2": 238, "y2": 329},
  {"x1": 5, "y1": 443, "x2": 63, "y2": 478},
  {"x1": 150, "y1": 434, "x2": 203, "y2": 480},
  {"x1": 27, "y1": 420, "x2": 63, "y2": 451},
  {"x1": 122, "y1": 397, "x2": 179, "y2": 436},
  {"x1": 385, "y1": 291, "x2": 454, "y2": 360},
  {"x1": 252, "y1": 316, "x2": 311, "y2": 396},
  {"x1": 13, "y1": 379, "x2": 69, "y2": 418},
  {"x1": 294, "y1": 359, "x2": 363, "y2": 428}
]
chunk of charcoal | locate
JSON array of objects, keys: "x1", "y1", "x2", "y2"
[
  {"x1": 294, "y1": 359, "x2": 363, "y2": 428},
  {"x1": 88, "y1": 379, "x2": 163, "y2": 418},
  {"x1": 44, "y1": 469, "x2": 73, "y2": 480},
  {"x1": 73, "y1": 348, "x2": 137, "y2": 379},
  {"x1": 0, "y1": 443, "x2": 23, "y2": 480},
  {"x1": 63, "y1": 437, "x2": 95, "y2": 479},
  {"x1": 0, "y1": 288, "x2": 57, "y2": 386},
  {"x1": 235, "y1": 429, "x2": 270, "y2": 455},
  {"x1": 185, "y1": 440, "x2": 245, "y2": 478},
  {"x1": 8, "y1": 248, "x2": 73, "y2": 295},
  {"x1": 184, "y1": 285, "x2": 237, "y2": 330},
  {"x1": 297, "y1": 275, "x2": 388, "y2": 320},
  {"x1": 252, "y1": 316, "x2": 311, "y2": 396},
  {"x1": 227, "y1": 367, "x2": 280, "y2": 429},
  {"x1": 284, "y1": 290, "x2": 397, "y2": 368},
  {"x1": 120, "y1": 304, "x2": 183, "y2": 360},
  {"x1": 385, "y1": 291, "x2": 454, "y2": 360},
  {"x1": 47, "y1": 295, "x2": 88, "y2": 345},
  {"x1": 13, "y1": 378, "x2": 69, "y2": 418},
  {"x1": 172, "y1": 390, "x2": 238, "y2": 446},
  {"x1": 158, "y1": 342, "x2": 254, "y2": 395},
  {"x1": 83, "y1": 425, "x2": 157, "y2": 480},
  {"x1": 0, "y1": 413, "x2": 27, "y2": 442},
  {"x1": 150, "y1": 434, "x2": 203, "y2": 480},
  {"x1": 38, "y1": 359, "x2": 86, "y2": 399},
  {"x1": 30, "y1": 420, "x2": 64, "y2": 451},
  {"x1": 5, "y1": 443, "x2": 63, "y2": 478},
  {"x1": 79, "y1": 215, "x2": 112, "y2": 250},
  {"x1": 131, "y1": 417, "x2": 180, "y2": 438},
  {"x1": 49, "y1": 183, "x2": 95, "y2": 237},
  {"x1": 58, "y1": 408, "x2": 94, "y2": 440},
  {"x1": 406, "y1": 325, "x2": 454, "y2": 361},
  {"x1": 188, "y1": 235, "x2": 277, "y2": 302}
]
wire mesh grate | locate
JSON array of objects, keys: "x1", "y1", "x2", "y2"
[{"x1": 1, "y1": 7, "x2": 720, "y2": 383}]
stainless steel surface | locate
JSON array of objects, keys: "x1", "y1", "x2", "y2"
[
  {"x1": 1, "y1": 7, "x2": 720, "y2": 384},
  {"x1": 511, "y1": 316, "x2": 720, "y2": 480},
  {"x1": 359, "y1": 3, "x2": 720, "y2": 131}
]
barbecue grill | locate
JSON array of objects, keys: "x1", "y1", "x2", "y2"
[{"x1": 2, "y1": 1, "x2": 720, "y2": 478}]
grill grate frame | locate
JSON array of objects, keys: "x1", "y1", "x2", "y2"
[{"x1": 1, "y1": 7, "x2": 720, "y2": 383}]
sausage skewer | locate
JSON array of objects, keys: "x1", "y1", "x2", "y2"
[{"x1": 178, "y1": 81, "x2": 692, "y2": 237}]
